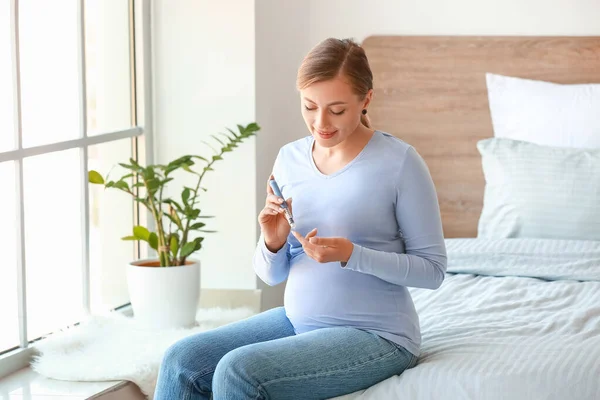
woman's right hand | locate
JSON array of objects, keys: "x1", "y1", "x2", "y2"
[{"x1": 258, "y1": 174, "x2": 293, "y2": 252}]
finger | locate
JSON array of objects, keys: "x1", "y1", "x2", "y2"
[
  {"x1": 266, "y1": 174, "x2": 275, "y2": 195},
  {"x1": 308, "y1": 237, "x2": 337, "y2": 247},
  {"x1": 306, "y1": 247, "x2": 328, "y2": 263},
  {"x1": 266, "y1": 193, "x2": 285, "y2": 206},
  {"x1": 259, "y1": 207, "x2": 278, "y2": 218},
  {"x1": 305, "y1": 228, "x2": 317, "y2": 240},
  {"x1": 265, "y1": 204, "x2": 284, "y2": 214},
  {"x1": 294, "y1": 232, "x2": 320, "y2": 255},
  {"x1": 292, "y1": 230, "x2": 307, "y2": 245}
]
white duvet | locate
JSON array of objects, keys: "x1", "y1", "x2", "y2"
[{"x1": 334, "y1": 238, "x2": 600, "y2": 400}]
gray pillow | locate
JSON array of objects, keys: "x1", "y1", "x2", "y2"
[{"x1": 477, "y1": 138, "x2": 600, "y2": 241}]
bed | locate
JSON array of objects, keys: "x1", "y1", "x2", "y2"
[{"x1": 332, "y1": 36, "x2": 600, "y2": 399}]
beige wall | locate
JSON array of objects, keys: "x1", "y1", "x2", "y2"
[{"x1": 254, "y1": 0, "x2": 312, "y2": 310}]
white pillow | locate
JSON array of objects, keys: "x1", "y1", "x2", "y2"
[
  {"x1": 477, "y1": 138, "x2": 600, "y2": 241},
  {"x1": 486, "y1": 73, "x2": 600, "y2": 148}
]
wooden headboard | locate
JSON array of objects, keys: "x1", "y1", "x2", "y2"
[{"x1": 361, "y1": 36, "x2": 600, "y2": 238}]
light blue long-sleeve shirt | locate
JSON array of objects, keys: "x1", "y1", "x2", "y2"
[{"x1": 253, "y1": 131, "x2": 447, "y2": 356}]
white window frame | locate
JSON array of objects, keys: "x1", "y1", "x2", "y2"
[{"x1": 0, "y1": 0, "x2": 154, "y2": 379}]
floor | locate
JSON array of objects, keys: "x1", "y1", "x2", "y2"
[{"x1": 0, "y1": 368, "x2": 145, "y2": 400}]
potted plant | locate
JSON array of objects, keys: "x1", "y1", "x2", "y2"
[{"x1": 88, "y1": 123, "x2": 259, "y2": 329}]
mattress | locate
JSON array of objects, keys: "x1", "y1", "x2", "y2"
[{"x1": 332, "y1": 238, "x2": 600, "y2": 400}]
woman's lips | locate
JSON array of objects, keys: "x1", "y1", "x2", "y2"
[{"x1": 315, "y1": 129, "x2": 337, "y2": 139}]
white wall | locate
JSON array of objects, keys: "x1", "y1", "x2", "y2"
[
  {"x1": 152, "y1": 0, "x2": 257, "y2": 289},
  {"x1": 307, "y1": 0, "x2": 600, "y2": 45}
]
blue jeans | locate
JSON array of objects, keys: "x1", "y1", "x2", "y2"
[{"x1": 154, "y1": 307, "x2": 417, "y2": 400}]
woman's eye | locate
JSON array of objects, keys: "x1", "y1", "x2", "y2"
[{"x1": 303, "y1": 106, "x2": 345, "y2": 115}]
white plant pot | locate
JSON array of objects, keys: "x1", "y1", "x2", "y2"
[{"x1": 126, "y1": 258, "x2": 200, "y2": 329}]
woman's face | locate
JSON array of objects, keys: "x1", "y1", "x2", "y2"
[{"x1": 300, "y1": 76, "x2": 371, "y2": 148}]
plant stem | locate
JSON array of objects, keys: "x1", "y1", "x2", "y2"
[
  {"x1": 143, "y1": 179, "x2": 169, "y2": 267},
  {"x1": 158, "y1": 179, "x2": 170, "y2": 265},
  {"x1": 179, "y1": 153, "x2": 220, "y2": 264}
]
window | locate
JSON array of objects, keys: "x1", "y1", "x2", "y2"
[{"x1": 0, "y1": 0, "x2": 152, "y2": 374}]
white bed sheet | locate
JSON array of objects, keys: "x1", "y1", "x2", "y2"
[{"x1": 332, "y1": 238, "x2": 600, "y2": 400}]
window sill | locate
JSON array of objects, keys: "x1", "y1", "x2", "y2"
[
  {"x1": 0, "y1": 367, "x2": 145, "y2": 399},
  {"x1": 0, "y1": 306, "x2": 140, "y2": 399}
]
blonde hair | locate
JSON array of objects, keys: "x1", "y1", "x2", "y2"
[{"x1": 296, "y1": 38, "x2": 373, "y2": 128}]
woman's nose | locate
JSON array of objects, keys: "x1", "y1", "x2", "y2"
[{"x1": 315, "y1": 110, "x2": 330, "y2": 128}]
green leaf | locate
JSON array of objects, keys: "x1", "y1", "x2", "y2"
[
  {"x1": 202, "y1": 140, "x2": 219, "y2": 154},
  {"x1": 148, "y1": 232, "x2": 158, "y2": 250},
  {"x1": 118, "y1": 163, "x2": 134, "y2": 171},
  {"x1": 133, "y1": 226, "x2": 150, "y2": 241},
  {"x1": 114, "y1": 181, "x2": 129, "y2": 191},
  {"x1": 203, "y1": 167, "x2": 214, "y2": 172},
  {"x1": 193, "y1": 237, "x2": 204, "y2": 251},
  {"x1": 146, "y1": 178, "x2": 160, "y2": 193},
  {"x1": 182, "y1": 165, "x2": 199, "y2": 175},
  {"x1": 191, "y1": 155, "x2": 208, "y2": 162},
  {"x1": 168, "y1": 206, "x2": 184, "y2": 229},
  {"x1": 170, "y1": 234, "x2": 180, "y2": 257},
  {"x1": 190, "y1": 222, "x2": 206, "y2": 230},
  {"x1": 164, "y1": 199, "x2": 184, "y2": 213},
  {"x1": 218, "y1": 132, "x2": 235, "y2": 141},
  {"x1": 120, "y1": 162, "x2": 143, "y2": 172},
  {"x1": 226, "y1": 128, "x2": 239, "y2": 138},
  {"x1": 198, "y1": 229, "x2": 217, "y2": 233},
  {"x1": 212, "y1": 155, "x2": 223, "y2": 161},
  {"x1": 166, "y1": 213, "x2": 183, "y2": 230},
  {"x1": 121, "y1": 236, "x2": 138, "y2": 241},
  {"x1": 182, "y1": 188, "x2": 191, "y2": 204},
  {"x1": 164, "y1": 165, "x2": 179, "y2": 175},
  {"x1": 211, "y1": 135, "x2": 226, "y2": 147},
  {"x1": 88, "y1": 170, "x2": 104, "y2": 184},
  {"x1": 143, "y1": 166, "x2": 156, "y2": 180},
  {"x1": 180, "y1": 242, "x2": 196, "y2": 258},
  {"x1": 169, "y1": 155, "x2": 188, "y2": 164},
  {"x1": 246, "y1": 122, "x2": 260, "y2": 133}
]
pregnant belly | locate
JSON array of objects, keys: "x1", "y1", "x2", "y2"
[{"x1": 284, "y1": 256, "x2": 403, "y2": 333}]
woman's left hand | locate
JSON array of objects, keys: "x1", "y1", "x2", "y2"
[{"x1": 292, "y1": 229, "x2": 354, "y2": 264}]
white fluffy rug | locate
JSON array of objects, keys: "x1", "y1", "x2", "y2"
[{"x1": 31, "y1": 307, "x2": 256, "y2": 399}]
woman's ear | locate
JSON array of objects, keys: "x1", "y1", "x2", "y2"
[{"x1": 363, "y1": 89, "x2": 374, "y2": 109}]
